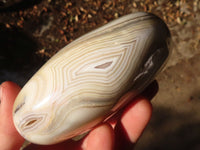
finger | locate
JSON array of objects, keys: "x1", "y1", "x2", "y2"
[
  {"x1": 82, "y1": 123, "x2": 114, "y2": 150},
  {"x1": 121, "y1": 98, "x2": 152, "y2": 142},
  {"x1": 0, "y1": 81, "x2": 24, "y2": 149},
  {"x1": 114, "y1": 98, "x2": 152, "y2": 150},
  {"x1": 107, "y1": 80, "x2": 158, "y2": 129},
  {"x1": 0, "y1": 81, "x2": 21, "y2": 134},
  {"x1": 0, "y1": 81, "x2": 21, "y2": 117}
]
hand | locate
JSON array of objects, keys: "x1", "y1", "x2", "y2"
[{"x1": 0, "y1": 81, "x2": 158, "y2": 150}]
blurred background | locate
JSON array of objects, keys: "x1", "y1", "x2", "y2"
[{"x1": 0, "y1": 0, "x2": 200, "y2": 149}]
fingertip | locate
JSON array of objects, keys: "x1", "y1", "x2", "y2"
[
  {"x1": 82, "y1": 123, "x2": 114, "y2": 150},
  {"x1": 0, "y1": 81, "x2": 21, "y2": 128},
  {"x1": 0, "y1": 81, "x2": 21, "y2": 113},
  {"x1": 0, "y1": 81, "x2": 21, "y2": 97},
  {"x1": 0, "y1": 81, "x2": 24, "y2": 149},
  {"x1": 121, "y1": 98, "x2": 152, "y2": 143}
]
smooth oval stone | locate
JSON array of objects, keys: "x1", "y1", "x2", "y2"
[{"x1": 13, "y1": 12, "x2": 171, "y2": 145}]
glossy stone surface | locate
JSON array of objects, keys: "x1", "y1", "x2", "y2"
[{"x1": 13, "y1": 12, "x2": 171, "y2": 145}]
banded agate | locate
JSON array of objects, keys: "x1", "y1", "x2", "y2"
[{"x1": 13, "y1": 12, "x2": 171, "y2": 145}]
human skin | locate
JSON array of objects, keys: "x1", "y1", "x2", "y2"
[{"x1": 0, "y1": 81, "x2": 158, "y2": 150}]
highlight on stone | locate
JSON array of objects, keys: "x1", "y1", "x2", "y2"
[{"x1": 13, "y1": 12, "x2": 171, "y2": 145}]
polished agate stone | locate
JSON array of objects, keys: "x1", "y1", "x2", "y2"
[{"x1": 13, "y1": 12, "x2": 171, "y2": 145}]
